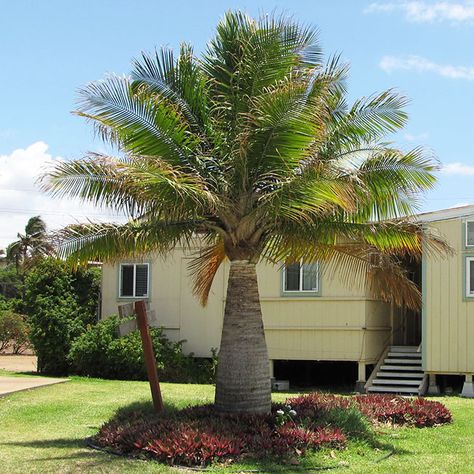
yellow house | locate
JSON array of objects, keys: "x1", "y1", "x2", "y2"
[
  {"x1": 419, "y1": 205, "x2": 474, "y2": 397},
  {"x1": 100, "y1": 205, "x2": 474, "y2": 397}
]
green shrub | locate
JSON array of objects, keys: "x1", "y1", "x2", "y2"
[
  {"x1": 69, "y1": 316, "x2": 216, "y2": 383},
  {"x1": 0, "y1": 266, "x2": 21, "y2": 299},
  {"x1": 67, "y1": 316, "x2": 116, "y2": 378},
  {"x1": 0, "y1": 295, "x2": 12, "y2": 312},
  {"x1": 0, "y1": 311, "x2": 30, "y2": 354},
  {"x1": 25, "y1": 258, "x2": 100, "y2": 375}
]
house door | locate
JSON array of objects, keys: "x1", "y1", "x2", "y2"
[{"x1": 392, "y1": 258, "x2": 422, "y2": 346}]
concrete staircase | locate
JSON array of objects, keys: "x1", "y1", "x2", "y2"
[{"x1": 366, "y1": 345, "x2": 426, "y2": 395}]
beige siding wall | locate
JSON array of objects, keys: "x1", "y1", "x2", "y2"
[
  {"x1": 102, "y1": 248, "x2": 390, "y2": 362},
  {"x1": 362, "y1": 301, "x2": 391, "y2": 361},
  {"x1": 424, "y1": 218, "x2": 474, "y2": 374}
]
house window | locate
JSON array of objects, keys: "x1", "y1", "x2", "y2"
[
  {"x1": 466, "y1": 257, "x2": 474, "y2": 298},
  {"x1": 283, "y1": 261, "x2": 319, "y2": 293},
  {"x1": 119, "y1": 263, "x2": 149, "y2": 298},
  {"x1": 466, "y1": 221, "x2": 474, "y2": 247}
]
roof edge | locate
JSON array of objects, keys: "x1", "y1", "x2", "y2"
[{"x1": 416, "y1": 204, "x2": 474, "y2": 222}]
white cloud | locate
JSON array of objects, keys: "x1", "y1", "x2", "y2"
[
  {"x1": 380, "y1": 55, "x2": 474, "y2": 80},
  {"x1": 404, "y1": 132, "x2": 429, "y2": 142},
  {"x1": 365, "y1": 1, "x2": 474, "y2": 23},
  {"x1": 0, "y1": 142, "x2": 124, "y2": 250},
  {"x1": 442, "y1": 162, "x2": 474, "y2": 175}
]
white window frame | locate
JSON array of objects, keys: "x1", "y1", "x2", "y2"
[
  {"x1": 466, "y1": 257, "x2": 474, "y2": 298},
  {"x1": 282, "y1": 260, "x2": 319, "y2": 293},
  {"x1": 118, "y1": 263, "x2": 150, "y2": 298},
  {"x1": 466, "y1": 221, "x2": 474, "y2": 247}
]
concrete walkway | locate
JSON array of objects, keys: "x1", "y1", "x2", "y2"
[
  {"x1": 0, "y1": 376, "x2": 68, "y2": 396},
  {"x1": 0, "y1": 355, "x2": 67, "y2": 396}
]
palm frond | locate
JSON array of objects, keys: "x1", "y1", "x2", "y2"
[
  {"x1": 131, "y1": 44, "x2": 208, "y2": 133},
  {"x1": 203, "y1": 10, "x2": 322, "y2": 122},
  {"x1": 247, "y1": 76, "x2": 325, "y2": 177},
  {"x1": 260, "y1": 176, "x2": 358, "y2": 224},
  {"x1": 76, "y1": 75, "x2": 198, "y2": 166},
  {"x1": 5, "y1": 240, "x2": 22, "y2": 263},
  {"x1": 266, "y1": 217, "x2": 450, "y2": 263},
  {"x1": 331, "y1": 89, "x2": 409, "y2": 142},
  {"x1": 188, "y1": 239, "x2": 226, "y2": 305},
  {"x1": 41, "y1": 153, "x2": 218, "y2": 220},
  {"x1": 54, "y1": 219, "x2": 200, "y2": 265},
  {"x1": 346, "y1": 147, "x2": 438, "y2": 220}
]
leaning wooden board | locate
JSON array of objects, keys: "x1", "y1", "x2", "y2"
[{"x1": 117, "y1": 301, "x2": 164, "y2": 412}]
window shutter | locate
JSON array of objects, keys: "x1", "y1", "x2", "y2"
[
  {"x1": 467, "y1": 222, "x2": 474, "y2": 246},
  {"x1": 135, "y1": 264, "x2": 149, "y2": 297}
]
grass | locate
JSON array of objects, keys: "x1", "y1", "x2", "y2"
[{"x1": 0, "y1": 372, "x2": 473, "y2": 473}]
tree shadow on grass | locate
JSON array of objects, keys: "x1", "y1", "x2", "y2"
[
  {"x1": 0, "y1": 370, "x2": 67, "y2": 379},
  {"x1": 0, "y1": 437, "x2": 86, "y2": 450},
  {"x1": 0, "y1": 437, "x2": 134, "y2": 468}
]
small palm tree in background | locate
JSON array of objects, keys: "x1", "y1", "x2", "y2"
[
  {"x1": 43, "y1": 11, "x2": 446, "y2": 414},
  {"x1": 6, "y1": 216, "x2": 54, "y2": 274}
]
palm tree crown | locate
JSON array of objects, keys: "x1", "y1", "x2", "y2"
[
  {"x1": 6, "y1": 216, "x2": 54, "y2": 272},
  {"x1": 43, "y1": 11, "x2": 446, "y2": 413}
]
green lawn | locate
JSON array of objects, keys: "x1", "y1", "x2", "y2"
[{"x1": 0, "y1": 372, "x2": 473, "y2": 473}]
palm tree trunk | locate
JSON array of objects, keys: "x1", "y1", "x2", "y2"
[{"x1": 215, "y1": 260, "x2": 271, "y2": 414}]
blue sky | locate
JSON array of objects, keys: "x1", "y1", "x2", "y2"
[{"x1": 1, "y1": 0, "x2": 474, "y2": 247}]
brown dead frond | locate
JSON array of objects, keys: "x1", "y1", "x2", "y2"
[{"x1": 189, "y1": 240, "x2": 226, "y2": 306}]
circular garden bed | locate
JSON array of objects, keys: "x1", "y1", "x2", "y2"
[{"x1": 94, "y1": 393, "x2": 452, "y2": 468}]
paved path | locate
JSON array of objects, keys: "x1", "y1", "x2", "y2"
[
  {"x1": 0, "y1": 376, "x2": 68, "y2": 396},
  {"x1": 0, "y1": 355, "x2": 67, "y2": 396},
  {"x1": 0, "y1": 355, "x2": 37, "y2": 372}
]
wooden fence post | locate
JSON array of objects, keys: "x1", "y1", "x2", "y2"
[{"x1": 134, "y1": 300, "x2": 164, "y2": 413}]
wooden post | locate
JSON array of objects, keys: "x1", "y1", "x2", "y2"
[{"x1": 134, "y1": 300, "x2": 164, "y2": 413}]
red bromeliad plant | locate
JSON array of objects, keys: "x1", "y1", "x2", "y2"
[
  {"x1": 354, "y1": 394, "x2": 452, "y2": 427},
  {"x1": 95, "y1": 394, "x2": 450, "y2": 467},
  {"x1": 286, "y1": 393, "x2": 452, "y2": 427},
  {"x1": 96, "y1": 404, "x2": 346, "y2": 466}
]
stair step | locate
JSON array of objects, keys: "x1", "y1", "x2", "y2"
[
  {"x1": 380, "y1": 365, "x2": 423, "y2": 371},
  {"x1": 387, "y1": 352, "x2": 422, "y2": 358},
  {"x1": 384, "y1": 358, "x2": 422, "y2": 365},
  {"x1": 367, "y1": 386, "x2": 419, "y2": 394},
  {"x1": 372, "y1": 379, "x2": 421, "y2": 386},
  {"x1": 377, "y1": 372, "x2": 424, "y2": 379},
  {"x1": 390, "y1": 346, "x2": 419, "y2": 352}
]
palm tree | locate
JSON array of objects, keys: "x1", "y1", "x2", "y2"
[
  {"x1": 42, "y1": 11, "x2": 446, "y2": 414},
  {"x1": 6, "y1": 216, "x2": 54, "y2": 273}
]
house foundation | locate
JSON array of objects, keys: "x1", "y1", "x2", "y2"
[{"x1": 427, "y1": 374, "x2": 440, "y2": 395}]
